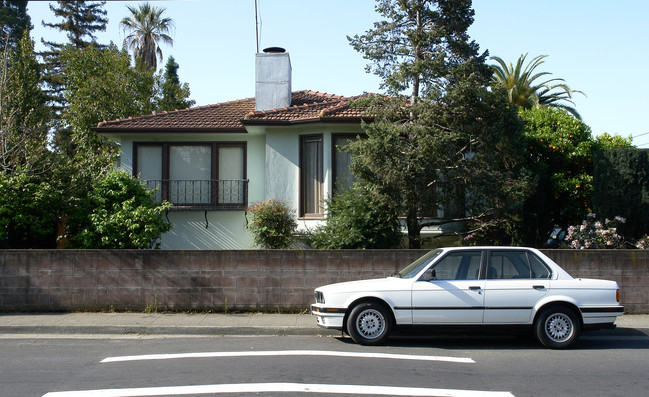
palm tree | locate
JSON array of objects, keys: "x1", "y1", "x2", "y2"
[
  {"x1": 120, "y1": 2, "x2": 174, "y2": 70},
  {"x1": 490, "y1": 54, "x2": 584, "y2": 119}
]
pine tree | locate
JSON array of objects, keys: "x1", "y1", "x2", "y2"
[
  {"x1": 346, "y1": 0, "x2": 530, "y2": 247},
  {"x1": 0, "y1": 30, "x2": 51, "y2": 174},
  {"x1": 39, "y1": 1, "x2": 108, "y2": 116},
  {"x1": 0, "y1": 0, "x2": 32, "y2": 51},
  {"x1": 157, "y1": 56, "x2": 195, "y2": 112}
]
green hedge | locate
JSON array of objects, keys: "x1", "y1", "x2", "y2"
[{"x1": 593, "y1": 148, "x2": 649, "y2": 239}]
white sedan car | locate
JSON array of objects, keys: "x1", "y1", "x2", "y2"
[{"x1": 311, "y1": 247, "x2": 623, "y2": 348}]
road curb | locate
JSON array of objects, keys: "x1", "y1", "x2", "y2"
[{"x1": 0, "y1": 325, "x2": 341, "y2": 337}]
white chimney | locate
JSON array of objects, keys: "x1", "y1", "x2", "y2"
[{"x1": 255, "y1": 47, "x2": 292, "y2": 111}]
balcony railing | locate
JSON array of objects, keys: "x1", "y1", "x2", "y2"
[{"x1": 142, "y1": 179, "x2": 248, "y2": 210}]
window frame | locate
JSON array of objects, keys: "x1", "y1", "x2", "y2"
[
  {"x1": 485, "y1": 250, "x2": 552, "y2": 280},
  {"x1": 299, "y1": 134, "x2": 324, "y2": 218},
  {"x1": 331, "y1": 133, "x2": 360, "y2": 194},
  {"x1": 133, "y1": 141, "x2": 247, "y2": 210}
]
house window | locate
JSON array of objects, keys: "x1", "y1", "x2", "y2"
[
  {"x1": 300, "y1": 135, "x2": 323, "y2": 217},
  {"x1": 332, "y1": 134, "x2": 358, "y2": 193},
  {"x1": 169, "y1": 145, "x2": 211, "y2": 204},
  {"x1": 134, "y1": 142, "x2": 247, "y2": 209}
]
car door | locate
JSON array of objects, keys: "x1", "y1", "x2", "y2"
[
  {"x1": 411, "y1": 250, "x2": 485, "y2": 324},
  {"x1": 482, "y1": 249, "x2": 551, "y2": 324}
]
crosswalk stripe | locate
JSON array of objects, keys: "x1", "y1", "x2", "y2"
[
  {"x1": 101, "y1": 350, "x2": 475, "y2": 364},
  {"x1": 43, "y1": 382, "x2": 514, "y2": 397}
]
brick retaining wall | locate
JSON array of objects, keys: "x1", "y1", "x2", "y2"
[{"x1": 0, "y1": 249, "x2": 646, "y2": 313}]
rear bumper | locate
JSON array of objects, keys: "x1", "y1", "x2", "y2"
[{"x1": 580, "y1": 305, "x2": 624, "y2": 330}]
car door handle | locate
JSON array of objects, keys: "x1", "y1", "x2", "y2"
[
  {"x1": 533, "y1": 285, "x2": 546, "y2": 290},
  {"x1": 469, "y1": 286, "x2": 481, "y2": 291}
]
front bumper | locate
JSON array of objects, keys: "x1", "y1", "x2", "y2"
[{"x1": 311, "y1": 305, "x2": 346, "y2": 330}]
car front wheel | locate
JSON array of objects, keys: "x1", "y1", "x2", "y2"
[
  {"x1": 534, "y1": 306, "x2": 581, "y2": 349},
  {"x1": 346, "y1": 302, "x2": 392, "y2": 345}
]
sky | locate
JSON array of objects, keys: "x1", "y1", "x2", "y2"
[{"x1": 26, "y1": 0, "x2": 649, "y2": 147}]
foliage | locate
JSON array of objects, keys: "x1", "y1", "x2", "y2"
[
  {"x1": 519, "y1": 107, "x2": 596, "y2": 243},
  {"x1": 635, "y1": 235, "x2": 649, "y2": 250},
  {"x1": 594, "y1": 132, "x2": 633, "y2": 149},
  {"x1": 0, "y1": 31, "x2": 52, "y2": 174},
  {"x1": 593, "y1": 147, "x2": 649, "y2": 240},
  {"x1": 120, "y1": 2, "x2": 174, "y2": 71},
  {"x1": 347, "y1": 0, "x2": 531, "y2": 248},
  {"x1": 564, "y1": 213, "x2": 626, "y2": 249},
  {"x1": 156, "y1": 55, "x2": 195, "y2": 111},
  {"x1": 310, "y1": 186, "x2": 402, "y2": 249},
  {"x1": 66, "y1": 169, "x2": 172, "y2": 249},
  {"x1": 0, "y1": 172, "x2": 63, "y2": 248},
  {"x1": 0, "y1": 0, "x2": 32, "y2": 51},
  {"x1": 40, "y1": 0, "x2": 108, "y2": 115},
  {"x1": 42, "y1": 1, "x2": 107, "y2": 49},
  {"x1": 61, "y1": 43, "x2": 156, "y2": 174},
  {"x1": 246, "y1": 200, "x2": 297, "y2": 249},
  {"x1": 490, "y1": 54, "x2": 584, "y2": 119}
]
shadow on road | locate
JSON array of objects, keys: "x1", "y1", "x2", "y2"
[{"x1": 333, "y1": 329, "x2": 649, "y2": 350}]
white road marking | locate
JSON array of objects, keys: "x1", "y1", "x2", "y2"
[
  {"x1": 42, "y1": 382, "x2": 514, "y2": 397},
  {"x1": 101, "y1": 350, "x2": 475, "y2": 364}
]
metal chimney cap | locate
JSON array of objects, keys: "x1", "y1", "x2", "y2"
[{"x1": 263, "y1": 47, "x2": 286, "y2": 54}]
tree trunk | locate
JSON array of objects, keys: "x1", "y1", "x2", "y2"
[{"x1": 406, "y1": 208, "x2": 421, "y2": 249}]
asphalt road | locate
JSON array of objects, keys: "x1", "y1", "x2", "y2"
[{"x1": 2, "y1": 334, "x2": 648, "y2": 397}]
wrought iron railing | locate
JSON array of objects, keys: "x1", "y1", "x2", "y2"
[{"x1": 143, "y1": 179, "x2": 248, "y2": 209}]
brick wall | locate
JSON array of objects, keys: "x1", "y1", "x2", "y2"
[{"x1": 0, "y1": 249, "x2": 646, "y2": 313}]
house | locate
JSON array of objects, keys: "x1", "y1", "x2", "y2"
[{"x1": 96, "y1": 48, "x2": 368, "y2": 249}]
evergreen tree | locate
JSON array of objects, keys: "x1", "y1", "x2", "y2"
[
  {"x1": 347, "y1": 0, "x2": 530, "y2": 248},
  {"x1": 157, "y1": 56, "x2": 195, "y2": 111},
  {"x1": 0, "y1": 31, "x2": 61, "y2": 249},
  {"x1": 39, "y1": 1, "x2": 108, "y2": 116},
  {"x1": 62, "y1": 44, "x2": 156, "y2": 176},
  {"x1": 0, "y1": 0, "x2": 32, "y2": 51},
  {"x1": 0, "y1": 30, "x2": 51, "y2": 174}
]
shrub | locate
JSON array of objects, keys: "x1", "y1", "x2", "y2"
[
  {"x1": 0, "y1": 172, "x2": 63, "y2": 248},
  {"x1": 309, "y1": 187, "x2": 401, "y2": 249},
  {"x1": 636, "y1": 236, "x2": 649, "y2": 249},
  {"x1": 564, "y1": 213, "x2": 625, "y2": 249},
  {"x1": 67, "y1": 170, "x2": 172, "y2": 249},
  {"x1": 246, "y1": 200, "x2": 297, "y2": 249}
]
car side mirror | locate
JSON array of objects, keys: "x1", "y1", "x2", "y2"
[{"x1": 421, "y1": 268, "x2": 436, "y2": 281}]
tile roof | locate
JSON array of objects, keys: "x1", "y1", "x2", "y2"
[{"x1": 95, "y1": 90, "x2": 369, "y2": 133}]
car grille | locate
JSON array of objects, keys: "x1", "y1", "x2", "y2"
[{"x1": 314, "y1": 291, "x2": 325, "y2": 304}]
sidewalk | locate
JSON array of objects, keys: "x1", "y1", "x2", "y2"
[
  {"x1": 0, "y1": 312, "x2": 336, "y2": 336},
  {"x1": 0, "y1": 312, "x2": 648, "y2": 337}
]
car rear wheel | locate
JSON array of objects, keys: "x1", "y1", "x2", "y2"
[
  {"x1": 346, "y1": 302, "x2": 392, "y2": 345},
  {"x1": 534, "y1": 306, "x2": 581, "y2": 349}
]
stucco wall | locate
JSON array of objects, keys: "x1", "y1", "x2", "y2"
[{"x1": 0, "y1": 250, "x2": 646, "y2": 313}]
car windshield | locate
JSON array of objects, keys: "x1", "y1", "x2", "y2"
[{"x1": 395, "y1": 249, "x2": 444, "y2": 279}]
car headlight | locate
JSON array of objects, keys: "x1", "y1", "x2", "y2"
[{"x1": 314, "y1": 290, "x2": 325, "y2": 304}]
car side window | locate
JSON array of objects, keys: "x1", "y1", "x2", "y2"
[
  {"x1": 529, "y1": 253, "x2": 552, "y2": 279},
  {"x1": 422, "y1": 251, "x2": 482, "y2": 281},
  {"x1": 489, "y1": 251, "x2": 530, "y2": 279},
  {"x1": 488, "y1": 251, "x2": 551, "y2": 279}
]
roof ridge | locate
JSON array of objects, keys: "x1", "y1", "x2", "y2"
[
  {"x1": 245, "y1": 98, "x2": 347, "y2": 119},
  {"x1": 297, "y1": 90, "x2": 349, "y2": 100}
]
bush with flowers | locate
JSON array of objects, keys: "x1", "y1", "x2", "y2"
[
  {"x1": 636, "y1": 236, "x2": 649, "y2": 250},
  {"x1": 564, "y1": 213, "x2": 626, "y2": 249}
]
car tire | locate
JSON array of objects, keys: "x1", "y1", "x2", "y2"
[
  {"x1": 346, "y1": 302, "x2": 392, "y2": 345},
  {"x1": 534, "y1": 306, "x2": 581, "y2": 349}
]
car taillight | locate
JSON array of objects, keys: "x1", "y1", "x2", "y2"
[{"x1": 616, "y1": 289, "x2": 621, "y2": 303}]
